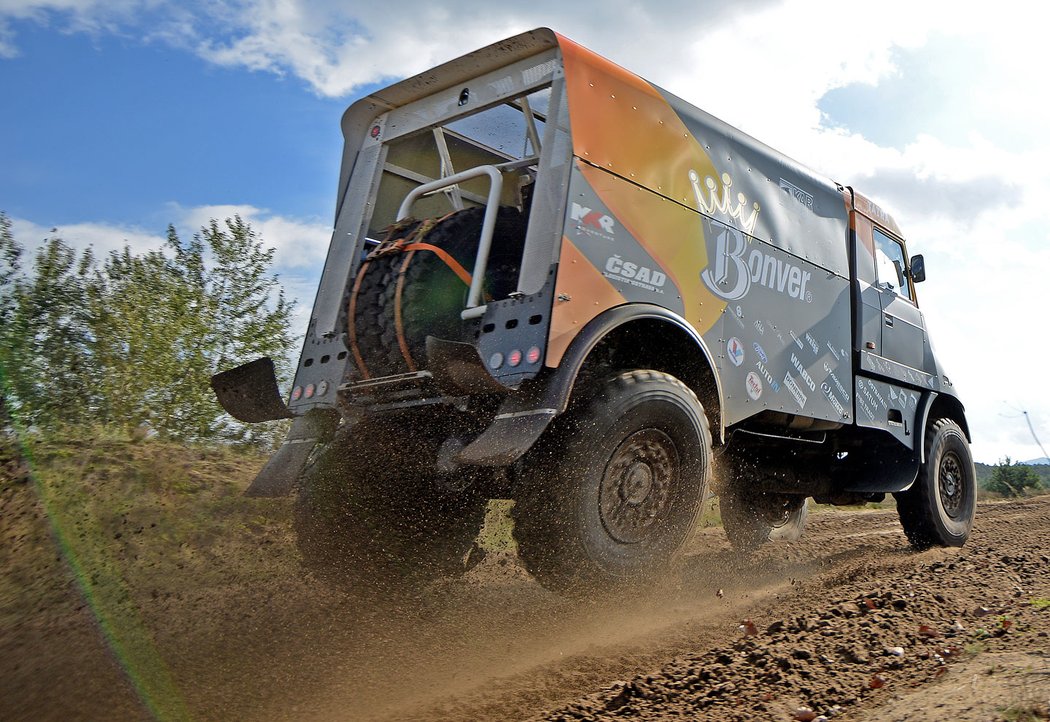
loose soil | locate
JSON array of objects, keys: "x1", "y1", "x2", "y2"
[{"x1": 2, "y1": 440, "x2": 1048, "y2": 721}]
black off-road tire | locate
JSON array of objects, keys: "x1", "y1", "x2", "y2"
[
  {"x1": 894, "y1": 418, "x2": 975, "y2": 550},
  {"x1": 512, "y1": 370, "x2": 712, "y2": 593},
  {"x1": 352, "y1": 207, "x2": 526, "y2": 379},
  {"x1": 718, "y1": 484, "x2": 809, "y2": 550},
  {"x1": 294, "y1": 418, "x2": 488, "y2": 593}
]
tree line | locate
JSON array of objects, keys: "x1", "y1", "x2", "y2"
[
  {"x1": 981, "y1": 457, "x2": 1046, "y2": 498},
  {"x1": 0, "y1": 212, "x2": 295, "y2": 445}
]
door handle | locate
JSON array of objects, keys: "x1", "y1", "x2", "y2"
[{"x1": 884, "y1": 315, "x2": 894, "y2": 328}]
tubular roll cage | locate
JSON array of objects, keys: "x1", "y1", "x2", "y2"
[{"x1": 395, "y1": 157, "x2": 539, "y2": 320}]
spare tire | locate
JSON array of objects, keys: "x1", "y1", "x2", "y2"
[{"x1": 350, "y1": 206, "x2": 525, "y2": 379}]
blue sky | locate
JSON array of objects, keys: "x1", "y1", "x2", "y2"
[
  {"x1": 1, "y1": 0, "x2": 1048, "y2": 463},
  {"x1": 1, "y1": 23, "x2": 345, "y2": 227}
]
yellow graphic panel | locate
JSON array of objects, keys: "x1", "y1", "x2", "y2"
[
  {"x1": 558, "y1": 34, "x2": 720, "y2": 209},
  {"x1": 577, "y1": 162, "x2": 727, "y2": 335},
  {"x1": 547, "y1": 237, "x2": 626, "y2": 366}
]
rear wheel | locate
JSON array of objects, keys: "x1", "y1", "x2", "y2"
[
  {"x1": 294, "y1": 416, "x2": 488, "y2": 592},
  {"x1": 512, "y1": 370, "x2": 712, "y2": 592},
  {"x1": 895, "y1": 418, "x2": 975, "y2": 549},
  {"x1": 719, "y1": 485, "x2": 809, "y2": 550}
]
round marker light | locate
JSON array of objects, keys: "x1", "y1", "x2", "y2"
[
  {"x1": 507, "y1": 349, "x2": 523, "y2": 367},
  {"x1": 304, "y1": 383, "x2": 316, "y2": 398},
  {"x1": 317, "y1": 380, "x2": 329, "y2": 396},
  {"x1": 488, "y1": 352, "x2": 504, "y2": 370},
  {"x1": 291, "y1": 386, "x2": 303, "y2": 402},
  {"x1": 526, "y1": 346, "x2": 542, "y2": 364}
]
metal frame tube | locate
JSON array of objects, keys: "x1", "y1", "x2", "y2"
[{"x1": 397, "y1": 164, "x2": 504, "y2": 318}]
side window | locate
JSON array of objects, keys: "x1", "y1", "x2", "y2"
[{"x1": 873, "y1": 227, "x2": 913, "y2": 301}]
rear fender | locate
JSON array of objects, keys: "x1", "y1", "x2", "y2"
[
  {"x1": 539, "y1": 304, "x2": 723, "y2": 434},
  {"x1": 457, "y1": 304, "x2": 723, "y2": 465}
]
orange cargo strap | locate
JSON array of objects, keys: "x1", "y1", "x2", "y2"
[
  {"x1": 350, "y1": 210, "x2": 475, "y2": 379},
  {"x1": 391, "y1": 243, "x2": 475, "y2": 373},
  {"x1": 400, "y1": 242, "x2": 474, "y2": 286},
  {"x1": 347, "y1": 259, "x2": 373, "y2": 380},
  {"x1": 393, "y1": 250, "x2": 419, "y2": 373}
]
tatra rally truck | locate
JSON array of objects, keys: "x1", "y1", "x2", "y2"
[{"x1": 212, "y1": 28, "x2": 976, "y2": 592}]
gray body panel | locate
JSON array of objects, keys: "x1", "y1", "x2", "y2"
[{"x1": 660, "y1": 91, "x2": 850, "y2": 278}]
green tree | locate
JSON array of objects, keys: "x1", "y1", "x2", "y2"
[
  {"x1": 90, "y1": 216, "x2": 294, "y2": 442},
  {"x1": 984, "y1": 457, "x2": 1042, "y2": 497},
  {"x1": 0, "y1": 212, "x2": 24, "y2": 432},
  {"x1": 0, "y1": 214, "x2": 294, "y2": 444},
  {"x1": 5, "y1": 233, "x2": 99, "y2": 429},
  {"x1": 89, "y1": 245, "x2": 205, "y2": 435}
]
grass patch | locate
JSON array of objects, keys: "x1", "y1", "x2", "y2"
[
  {"x1": 1, "y1": 434, "x2": 294, "y2": 720},
  {"x1": 478, "y1": 499, "x2": 517, "y2": 553},
  {"x1": 999, "y1": 701, "x2": 1050, "y2": 722}
]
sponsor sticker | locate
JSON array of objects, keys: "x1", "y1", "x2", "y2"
[
  {"x1": 821, "y1": 362, "x2": 851, "y2": 401},
  {"x1": 779, "y1": 177, "x2": 815, "y2": 209},
  {"x1": 790, "y1": 353, "x2": 817, "y2": 392},
  {"x1": 699, "y1": 221, "x2": 813, "y2": 303},
  {"x1": 571, "y1": 202, "x2": 616, "y2": 240},
  {"x1": 783, "y1": 372, "x2": 808, "y2": 408},
  {"x1": 754, "y1": 360, "x2": 781, "y2": 393},
  {"x1": 727, "y1": 337, "x2": 745, "y2": 366},
  {"x1": 746, "y1": 371, "x2": 763, "y2": 401},
  {"x1": 821, "y1": 382, "x2": 846, "y2": 417},
  {"x1": 752, "y1": 342, "x2": 768, "y2": 364},
  {"x1": 603, "y1": 255, "x2": 666, "y2": 293}
]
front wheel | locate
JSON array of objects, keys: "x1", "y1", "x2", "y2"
[
  {"x1": 895, "y1": 418, "x2": 976, "y2": 549},
  {"x1": 512, "y1": 370, "x2": 713, "y2": 593}
]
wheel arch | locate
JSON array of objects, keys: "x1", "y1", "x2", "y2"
[
  {"x1": 918, "y1": 392, "x2": 971, "y2": 463},
  {"x1": 545, "y1": 304, "x2": 724, "y2": 443}
]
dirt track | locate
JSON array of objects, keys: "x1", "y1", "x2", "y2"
[{"x1": 3, "y1": 467, "x2": 1049, "y2": 721}]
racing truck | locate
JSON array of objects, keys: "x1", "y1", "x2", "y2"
[{"x1": 212, "y1": 28, "x2": 976, "y2": 592}]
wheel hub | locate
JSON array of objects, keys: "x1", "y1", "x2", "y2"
[
  {"x1": 622, "y1": 462, "x2": 654, "y2": 504},
  {"x1": 599, "y1": 429, "x2": 678, "y2": 544},
  {"x1": 938, "y1": 451, "x2": 964, "y2": 518}
]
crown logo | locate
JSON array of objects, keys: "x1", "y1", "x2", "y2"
[{"x1": 688, "y1": 170, "x2": 760, "y2": 235}]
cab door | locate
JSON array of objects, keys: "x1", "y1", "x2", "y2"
[
  {"x1": 872, "y1": 227, "x2": 926, "y2": 371},
  {"x1": 852, "y1": 213, "x2": 885, "y2": 357}
]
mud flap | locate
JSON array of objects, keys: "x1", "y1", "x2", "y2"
[
  {"x1": 245, "y1": 409, "x2": 339, "y2": 497},
  {"x1": 457, "y1": 407, "x2": 556, "y2": 466},
  {"x1": 425, "y1": 336, "x2": 509, "y2": 394},
  {"x1": 211, "y1": 357, "x2": 294, "y2": 423}
]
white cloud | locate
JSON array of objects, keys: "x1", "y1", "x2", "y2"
[
  {"x1": 9, "y1": 216, "x2": 166, "y2": 258},
  {"x1": 167, "y1": 203, "x2": 330, "y2": 271},
  {"x1": 9, "y1": 205, "x2": 330, "y2": 272}
]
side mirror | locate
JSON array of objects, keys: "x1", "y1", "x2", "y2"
[{"x1": 909, "y1": 254, "x2": 926, "y2": 283}]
